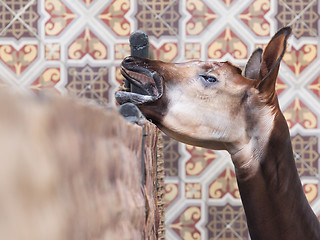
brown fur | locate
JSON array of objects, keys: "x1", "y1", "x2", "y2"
[{"x1": 0, "y1": 91, "x2": 145, "y2": 240}]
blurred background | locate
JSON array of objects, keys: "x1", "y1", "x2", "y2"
[{"x1": 0, "y1": 0, "x2": 319, "y2": 239}]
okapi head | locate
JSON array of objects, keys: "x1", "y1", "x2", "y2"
[{"x1": 115, "y1": 27, "x2": 291, "y2": 157}]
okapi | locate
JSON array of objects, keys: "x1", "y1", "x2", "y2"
[{"x1": 116, "y1": 27, "x2": 320, "y2": 240}]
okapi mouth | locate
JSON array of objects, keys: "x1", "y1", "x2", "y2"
[{"x1": 115, "y1": 56, "x2": 163, "y2": 105}]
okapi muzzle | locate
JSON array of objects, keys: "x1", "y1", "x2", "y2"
[{"x1": 116, "y1": 56, "x2": 164, "y2": 106}]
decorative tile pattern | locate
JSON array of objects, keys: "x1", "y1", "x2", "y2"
[
  {"x1": 292, "y1": 134, "x2": 319, "y2": 177},
  {"x1": 283, "y1": 44, "x2": 317, "y2": 76},
  {"x1": 0, "y1": 0, "x2": 39, "y2": 39},
  {"x1": 222, "y1": 0, "x2": 235, "y2": 8},
  {"x1": 276, "y1": 77, "x2": 288, "y2": 96},
  {"x1": 136, "y1": 0, "x2": 180, "y2": 38},
  {"x1": 284, "y1": 98, "x2": 317, "y2": 129},
  {"x1": 0, "y1": 44, "x2": 38, "y2": 76},
  {"x1": 185, "y1": 0, "x2": 217, "y2": 36},
  {"x1": 164, "y1": 183, "x2": 179, "y2": 208},
  {"x1": 67, "y1": 66, "x2": 109, "y2": 104},
  {"x1": 163, "y1": 135, "x2": 180, "y2": 177},
  {"x1": 83, "y1": 0, "x2": 95, "y2": 6},
  {"x1": 45, "y1": 43, "x2": 61, "y2": 60},
  {"x1": 276, "y1": 0, "x2": 319, "y2": 38},
  {"x1": 185, "y1": 183, "x2": 202, "y2": 199},
  {"x1": 68, "y1": 27, "x2": 108, "y2": 60},
  {"x1": 207, "y1": 205, "x2": 248, "y2": 239},
  {"x1": 0, "y1": 0, "x2": 320, "y2": 239},
  {"x1": 30, "y1": 68, "x2": 61, "y2": 93},
  {"x1": 185, "y1": 145, "x2": 217, "y2": 176},
  {"x1": 308, "y1": 76, "x2": 320, "y2": 98},
  {"x1": 208, "y1": 27, "x2": 248, "y2": 59},
  {"x1": 185, "y1": 43, "x2": 201, "y2": 59},
  {"x1": 151, "y1": 43, "x2": 178, "y2": 62},
  {"x1": 114, "y1": 43, "x2": 130, "y2": 60},
  {"x1": 169, "y1": 206, "x2": 201, "y2": 239},
  {"x1": 239, "y1": 0, "x2": 271, "y2": 36},
  {"x1": 99, "y1": 0, "x2": 131, "y2": 36},
  {"x1": 303, "y1": 183, "x2": 318, "y2": 204},
  {"x1": 44, "y1": 0, "x2": 77, "y2": 36},
  {"x1": 208, "y1": 167, "x2": 240, "y2": 199}
]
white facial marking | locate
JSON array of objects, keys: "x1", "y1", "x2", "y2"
[{"x1": 161, "y1": 80, "x2": 247, "y2": 146}]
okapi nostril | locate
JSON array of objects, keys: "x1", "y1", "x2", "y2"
[{"x1": 124, "y1": 56, "x2": 135, "y2": 63}]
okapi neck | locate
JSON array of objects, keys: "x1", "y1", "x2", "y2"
[{"x1": 235, "y1": 113, "x2": 320, "y2": 239}]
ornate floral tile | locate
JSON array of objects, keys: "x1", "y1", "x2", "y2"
[
  {"x1": 276, "y1": 0, "x2": 319, "y2": 38},
  {"x1": 0, "y1": 0, "x2": 39, "y2": 39},
  {"x1": 67, "y1": 65, "x2": 110, "y2": 104},
  {"x1": 0, "y1": 0, "x2": 319, "y2": 239},
  {"x1": 136, "y1": 0, "x2": 180, "y2": 38}
]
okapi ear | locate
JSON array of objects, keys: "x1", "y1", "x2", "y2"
[
  {"x1": 257, "y1": 27, "x2": 291, "y2": 101},
  {"x1": 243, "y1": 48, "x2": 263, "y2": 80}
]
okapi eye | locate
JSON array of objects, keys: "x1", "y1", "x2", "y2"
[{"x1": 199, "y1": 74, "x2": 218, "y2": 83}]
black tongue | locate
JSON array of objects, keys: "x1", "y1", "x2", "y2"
[{"x1": 115, "y1": 91, "x2": 157, "y2": 105}]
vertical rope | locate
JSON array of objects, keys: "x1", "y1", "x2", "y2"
[{"x1": 156, "y1": 131, "x2": 165, "y2": 240}]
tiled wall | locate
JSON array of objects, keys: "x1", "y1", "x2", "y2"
[{"x1": 0, "y1": 0, "x2": 319, "y2": 240}]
